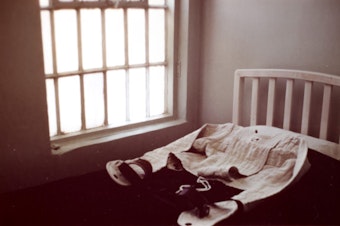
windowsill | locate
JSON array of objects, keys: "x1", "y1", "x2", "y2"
[{"x1": 51, "y1": 117, "x2": 188, "y2": 155}]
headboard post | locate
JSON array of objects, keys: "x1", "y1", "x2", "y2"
[
  {"x1": 266, "y1": 78, "x2": 276, "y2": 126},
  {"x1": 232, "y1": 72, "x2": 243, "y2": 125},
  {"x1": 301, "y1": 81, "x2": 312, "y2": 135},
  {"x1": 250, "y1": 78, "x2": 259, "y2": 126}
]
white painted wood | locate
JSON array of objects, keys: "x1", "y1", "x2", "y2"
[
  {"x1": 234, "y1": 69, "x2": 340, "y2": 86},
  {"x1": 232, "y1": 74, "x2": 243, "y2": 125},
  {"x1": 266, "y1": 78, "x2": 276, "y2": 126},
  {"x1": 301, "y1": 81, "x2": 312, "y2": 135},
  {"x1": 319, "y1": 85, "x2": 332, "y2": 139},
  {"x1": 234, "y1": 69, "x2": 340, "y2": 161},
  {"x1": 101, "y1": 10, "x2": 109, "y2": 126},
  {"x1": 250, "y1": 78, "x2": 259, "y2": 126},
  {"x1": 283, "y1": 79, "x2": 294, "y2": 130}
]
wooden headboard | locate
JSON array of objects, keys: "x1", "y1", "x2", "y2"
[{"x1": 232, "y1": 69, "x2": 340, "y2": 161}]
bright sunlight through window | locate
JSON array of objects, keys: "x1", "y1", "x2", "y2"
[{"x1": 40, "y1": 0, "x2": 170, "y2": 137}]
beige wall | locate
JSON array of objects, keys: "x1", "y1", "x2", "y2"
[
  {"x1": 199, "y1": 0, "x2": 340, "y2": 126},
  {"x1": 0, "y1": 0, "x2": 52, "y2": 192},
  {"x1": 0, "y1": 0, "x2": 201, "y2": 193}
]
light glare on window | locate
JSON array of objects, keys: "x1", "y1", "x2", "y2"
[
  {"x1": 81, "y1": 9, "x2": 103, "y2": 70},
  {"x1": 40, "y1": 1, "x2": 170, "y2": 137},
  {"x1": 149, "y1": 9, "x2": 165, "y2": 63},
  {"x1": 84, "y1": 73, "x2": 105, "y2": 129},
  {"x1": 107, "y1": 70, "x2": 127, "y2": 125},
  {"x1": 128, "y1": 9, "x2": 145, "y2": 64},
  {"x1": 59, "y1": 76, "x2": 82, "y2": 133},
  {"x1": 40, "y1": 11, "x2": 53, "y2": 74},
  {"x1": 54, "y1": 10, "x2": 79, "y2": 73},
  {"x1": 39, "y1": 0, "x2": 50, "y2": 8},
  {"x1": 148, "y1": 0, "x2": 164, "y2": 5},
  {"x1": 129, "y1": 68, "x2": 146, "y2": 121},
  {"x1": 150, "y1": 66, "x2": 165, "y2": 116},
  {"x1": 46, "y1": 79, "x2": 57, "y2": 136},
  {"x1": 105, "y1": 9, "x2": 125, "y2": 67}
]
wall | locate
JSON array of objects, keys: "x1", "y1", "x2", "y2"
[
  {"x1": 0, "y1": 0, "x2": 52, "y2": 193},
  {"x1": 199, "y1": 0, "x2": 340, "y2": 125},
  {"x1": 0, "y1": 0, "x2": 201, "y2": 193}
]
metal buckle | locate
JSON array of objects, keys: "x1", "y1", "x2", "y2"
[{"x1": 176, "y1": 176, "x2": 211, "y2": 194}]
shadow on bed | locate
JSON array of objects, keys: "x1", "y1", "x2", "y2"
[
  {"x1": 0, "y1": 169, "x2": 180, "y2": 226},
  {"x1": 223, "y1": 150, "x2": 340, "y2": 225},
  {"x1": 1, "y1": 150, "x2": 339, "y2": 226}
]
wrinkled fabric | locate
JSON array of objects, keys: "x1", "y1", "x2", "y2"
[{"x1": 108, "y1": 123, "x2": 309, "y2": 210}]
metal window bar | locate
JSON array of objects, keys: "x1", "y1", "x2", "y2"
[
  {"x1": 77, "y1": 9, "x2": 86, "y2": 130},
  {"x1": 145, "y1": 8, "x2": 151, "y2": 118},
  {"x1": 49, "y1": 10, "x2": 62, "y2": 135},
  {"x1": 101, "y1": 8, "x2": 109, "y2": 126},
  {"x1": 45, "y1": 62, "x2": 166, "y2": 78},
  {"x1": 124, "y1": 8, "x2": 130, "y2": 122},
  {"x1": 163, "y1": 3, "x2": 168, "y2": 114}
]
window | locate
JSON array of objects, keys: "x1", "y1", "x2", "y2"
[{"x1": 39, "y1": 0, "x2": 174, "y2": 141}]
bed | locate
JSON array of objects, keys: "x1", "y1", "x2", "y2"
[
  {"x1": 1, "y1": 69, "x2": 339, "y2": 226},
  {"x1": 105, "y1": 69, "x2": 340, "y2": 225}
]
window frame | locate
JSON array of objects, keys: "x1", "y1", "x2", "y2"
[{"x1": 40, "y1": 0, "x2": 179, "y2": 153}]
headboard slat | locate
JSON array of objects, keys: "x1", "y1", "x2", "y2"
[
  {"x1": 301, "y1": 81, "x2": 312, "y2": 135},
  {"x1": 232, "y1": 75, "x2": 243, "y2": 125},
  {"x1": 266, "y1": 78, "x2": 276, "y2": 126},
  {"x1": 250, "y1": 78, "x2": 259, "y2": 126},
  {"x1": 319, "y1": 84, "x2": 332, "y2": 139}
]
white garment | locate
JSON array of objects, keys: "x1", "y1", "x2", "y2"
[{"x1": 107, "y1": 123, "x2": 310, "y2": 211}]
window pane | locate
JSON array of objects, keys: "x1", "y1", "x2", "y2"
[
  {"x1": 107, "y1": 70, "x2": 126, "y2": 125},
  {"x1": 84, "y1": 73, "x2": 104, "y2": 129},
  {"x1": 81, "y1": 9, "x2": 103, "y2": 70},
  {"x1": 149, "y1": 0, "x2": 165, "y2": 5},
  {"x1": 128, "y1": 9, "x2": 145, "y2": 64},
  {"x1": 149, "y1": 9, "x2": 165, "y2": 63},
  {"x1": 105, "y1": 9, "x2": 125, "y2": 67},
  {"x1": 54, "y1": 10, "x2": 78, "y2": 73},
  {"x1": 46, "y1": 79, "x2": 57, "y2": 136},
  {"x1": 129, "y1": 68, "x2": 146, "y2": 121},
  {"x1": 40, "y1": 11, "x2": 53, "y2": 74},
  {"x1": 40, "y1": 0, "x2": 50, "y2": 7},
  {"x1": 150, "y1": 66, "x2": 165, "y2": 116},
  {"x1": 59, "y1": 76, "x2": 81, "y2": 133}
]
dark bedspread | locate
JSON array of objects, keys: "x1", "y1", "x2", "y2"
[{"x1": 1, "y1": 150, "x2": 339, "y2": 225}]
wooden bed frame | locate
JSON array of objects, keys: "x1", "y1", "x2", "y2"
[{"x1": 232, "y1": 69, "x2": 340, "y2": 161}]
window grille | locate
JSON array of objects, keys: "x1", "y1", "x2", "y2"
[{"x1": 40, "y1": 0, "x2": 171, "y2": 137}]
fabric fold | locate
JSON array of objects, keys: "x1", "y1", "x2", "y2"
[{"x1": 106, "y1": 123, "x2": 310, "y2": 222}]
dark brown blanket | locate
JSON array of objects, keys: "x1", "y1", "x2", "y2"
[{"x1": 1, "y1": 151, "x2": 339, "y2": 225}]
